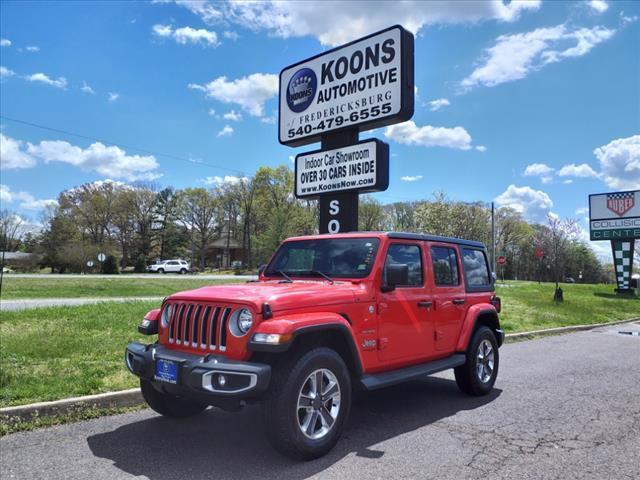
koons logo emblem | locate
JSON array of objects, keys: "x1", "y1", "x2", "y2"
[{"x1": 287, "y1": 68, "x2": 316, "y2": 113}]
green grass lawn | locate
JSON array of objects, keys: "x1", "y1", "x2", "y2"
[
  {"x1": 0, "y1": 277, "x2": 238, "y2": 300},
  {"x1": 0, "y1": 281, "x2": 637, "y2": 408},
  {"x1": 0, "y1": 302, "x2": 155, "y2": 408},
  {"x1": 496, "y1": 281, "x2": 639, "y2": 332}
]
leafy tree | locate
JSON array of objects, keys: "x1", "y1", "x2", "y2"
[{"x1": 101, "y1": 254, "x2": 119, "y2": 274}]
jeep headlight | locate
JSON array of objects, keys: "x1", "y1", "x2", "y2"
[{"x1": 230, "y1": 308, "x2": 253, "y2": 337}]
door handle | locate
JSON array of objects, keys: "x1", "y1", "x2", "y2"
[
  {"x1": 452, "y1": 298, "x2": 466, "y2": 305},
  {"x1": 418, "y1": 301, "x2": 433, "y2": 308}
]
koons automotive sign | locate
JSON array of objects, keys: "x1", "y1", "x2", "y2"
[
  {"x1": 295, "y1": 139, "x2": 389, "y2": 199},
  {"x1": 279, "y1": 25, "x2": 414, "y2": 147}
]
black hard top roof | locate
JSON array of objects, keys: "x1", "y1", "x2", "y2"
[{"x1": 386, "y1": 232, "x2": 487, "y2": 248}]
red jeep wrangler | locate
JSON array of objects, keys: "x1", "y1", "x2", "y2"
[{"x1": 126, "y1": 232, "x2": 503, "y2": 459}]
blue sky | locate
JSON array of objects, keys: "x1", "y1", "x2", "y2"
[{"x1": 1, "y1": 0, "x2": 638, "y2": 256}]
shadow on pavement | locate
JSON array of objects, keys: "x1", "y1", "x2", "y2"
[{"x1": 87, "y1": 377, "x2": 501, "y2": 479}]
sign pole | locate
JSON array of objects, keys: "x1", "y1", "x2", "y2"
[{"x1": 318, "y1": 130, "x2": 360, "y2": 233}]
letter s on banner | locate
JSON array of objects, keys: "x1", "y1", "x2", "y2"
[{"x1": 329, "y1": 200, "x2": 340, "y2": 215}]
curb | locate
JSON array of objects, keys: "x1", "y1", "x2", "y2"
[
  {"x1": 0, "y1": 389, "x2": 142, "y2": 422},
  {"x1": 504, "y1": 317, "x2": 639, "y2": 341},
  {"x1": 2, "y1": 317, "x2": 638, "y2": 422}
]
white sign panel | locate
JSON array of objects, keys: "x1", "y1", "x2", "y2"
[
  {"x1": 279, "y1": 25, "x2": 413, "y2": 147},
  {"x1": 589, "y1": 190, "x2": 640, "y2": 240},
  {"x1": 295, "y1": 140, "x2": 389, "y2": 198}
]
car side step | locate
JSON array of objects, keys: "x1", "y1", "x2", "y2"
[{"x1": 360, "y1": 354, "x2": 466, "y2": 391}]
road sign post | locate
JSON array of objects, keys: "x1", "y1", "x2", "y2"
[{"x1": 279, "y1": 25, "x2": 414, "y2": 233}]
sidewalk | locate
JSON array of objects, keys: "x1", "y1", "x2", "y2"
[{"x1": 0, "y1": 296, "x2": 165, "y2": 311}]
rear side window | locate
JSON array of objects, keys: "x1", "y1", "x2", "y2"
[
  {"x1": 462, "y1": 248, "x2": 491, "y2": 287},
  {"x1": 431, "y1": 247, "x2": 459, "y2": 286},
  {"x1": 385, "y1": 244, "x2": 423, "y2": 286}
]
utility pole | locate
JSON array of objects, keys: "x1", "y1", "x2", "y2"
[{"x1": 491, "y1": 201, "x2": 496, "y2": 274}]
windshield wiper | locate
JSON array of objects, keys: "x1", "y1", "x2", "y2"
[
  {"x1": 277, "y1": 270, "x2": 293, "y2": 283},
  {"x1": 303, "y1": 270, "x2": 334, "y2": 284}
]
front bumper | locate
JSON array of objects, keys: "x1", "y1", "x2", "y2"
[
  {"x1": 125, "y1": 343, "x2": 271, "y2": 401},
  {"x1": 496, "y1": 329, "x2": 505, "y2": 347}
]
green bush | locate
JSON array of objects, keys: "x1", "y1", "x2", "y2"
[
  {"x1": 133, "y1": 255, "x2": 147, "y2": 273},
  {"x1": 101, "y1": 254, "x2": 119, "y2": 274}
]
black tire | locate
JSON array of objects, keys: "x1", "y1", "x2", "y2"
[
  {"x1": 180, "y1": 268, "x2": 187, "y2": 275},
  {"x1": 157, "y1": 268, "x2": 165, "y2": 274},
  {"x1": 454, "y1": 326, "x2": 499, "y2": 396},
  {"x1": 140, "y1": 379, "x2": 207, "y2": 418},
  {"x1": 262, "y1": 347, "x2": 352, "y2": 460}
]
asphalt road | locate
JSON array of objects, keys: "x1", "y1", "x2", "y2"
[
  {"x1": 2, "y1": 324, "x2": 639, "y2": 480},
  {"x1": 0, "y1": 296, "x2": 165, "y2": 311},
  {"x1": 4, "y1": 274, "x2": 256, "y2": 280}
]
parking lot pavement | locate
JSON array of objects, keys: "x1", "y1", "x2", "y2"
[
  {"x1": 0, "y1": 296, "x2": 166, "y2": 311},
  {"x1": 2, "y1": 324, "x2": 639, "y2": 480},
  {"x1": 4, "y1": 274, "x2": 256, "y2": 280}
]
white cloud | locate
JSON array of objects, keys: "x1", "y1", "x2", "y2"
[
  {"x1": 288, "y1": 155, "x2": 294, "y2": 163},
  {"x1": 593, "y1": 135, "x2": 640, "y2": 189},
  {"x1": 0, "y1": 38, "x2": 10, "y2": 47},
  {"x1": 0, "y1": 133, "x2": 37, "y2": 169},
  {"x1": 461, "y1": 24, "x2": 615, "y2": 90},
  {"x1": 384, "y1": 120, "x2": 473, "y2": 150},
  {"x1": 223, "y1": 110, "x2": 242, "y2": 122},
  {"x1": 25, "y1": 45, "x2": 40, "y2": 52},
  {"x1": 427, "y1": 98, "x2": 450, "y2": 111},
  {"x1": 557, "y1": 163, "x2": 599, "y2": 178},
  {"x1": 0, "y1": 66, "x2": 15, "y2": 78},
  {"x1": 524, "y1": 163, "x2": 554, "y2": 177},
  {"x1": 223, "y1": 31, "x2": 239, "y2": 40},
  {"x1": 217, "y1": 125, "x2": 234, "y2": 137},
  {"x1": 152, "y1": 24, "x2": 220, "y2": 47},
  {"x1": 401, "y1": 175, "x2": 423, "y2": 182},
  {"x1": 189, "y1": 73, "x2": 278, "y2": 117},
  {"x1": 165, "y1": 1, "x2": 540, "y2": 47},
  {"x1": 25, "y1": 72, "x2": 67, "y2": 88},
  {"x1": 563, "y1": 179, "x2": 573, "y2": 184},
  {"x1": 495, "y1": 184, "x2": 553, "y2": 223},
  {"x1": 208, "y1": 108, "x2": 216, "y2": 116},
  {"x1": 81, "y1": 81, "x2": 95, "y2": 94},
  {"x1": 588, "y1": 1, "x2": 608, "y2": 13},
  {"x1": 476, "y1": 145, "x2": 487, "y2": 152},
  {"x1": 26, "y1": 139, "x2": 160, "y2": 181},
  {"x1": 0, "y1": 184, "x2": 57, "y2": 211},
  {"x1": 576, "y1": 207, "x2": 589, "y2": 216},
  {"x1": 202, "y1": 175, "x2": 248, "y2": 185},
  {"x1": 108, "y1": 92, "x2": 120, "y2": 102}
]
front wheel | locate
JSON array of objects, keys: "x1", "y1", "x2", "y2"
[
  {"x1": 157, "y1": 268, "x2": 165, "y2": 274},
  {"x1": 179, "y1": 268, "x2": 187, "y2": 275},
  {"x1": 262, "y1": 347, "x2": 352, "y2": 460},
  {"x1": 140, "y1": 379, "x2": 207, "y2": 418},
  {"x1": 454, "y1": 326, "x2": 499, "y2": 396}
]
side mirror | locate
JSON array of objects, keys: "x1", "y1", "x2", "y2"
[
  {"x1": 381, "y1": 263, "x2": 409, "y2": 292},
  {"x1": 258, "y1": 264, "x2": 267, "y2": 276}
]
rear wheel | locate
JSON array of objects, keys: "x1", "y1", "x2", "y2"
[
  {"x1": 454, "y1": 326, "x2": 499, "y2": 396},
  {"x1": 180, "y1": 268, "x2": 187, "y2": 275},
  {"x1": 140, "y1": 379, "x2": 207, "y2": 418},
  {"x1": 157, "y1": 268, "x2": 165, "y2": 274},
  {"x1": 263, "y1": 347, "x2": 352, "y2": 460}
]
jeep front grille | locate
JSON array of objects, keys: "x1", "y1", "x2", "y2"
[{"x1": 165, "y1": 302, "x2": 232, "y2": 351}]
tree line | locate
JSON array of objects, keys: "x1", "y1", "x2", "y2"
[{"x1": 1, "y1": 166, "x2": 616, "y2": 283}]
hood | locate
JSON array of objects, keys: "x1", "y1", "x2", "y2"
[{"x1": 166, "y1": 280, "x2": 368, "y2": 313}]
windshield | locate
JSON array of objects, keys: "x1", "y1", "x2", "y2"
[{"x1": 265, "y1": 238, "x2": 380, "y2": 279}]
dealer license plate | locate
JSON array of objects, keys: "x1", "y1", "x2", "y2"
[{"x1": 154, "y1": 358, "x2": 178, "y2": 384}]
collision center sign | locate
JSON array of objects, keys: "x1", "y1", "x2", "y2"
[
  {"x1": 295, "y1": 139, "x2": 389, "y2": 199},
  {"x1": 279, "y1": 25, "x2": 414, "y2": 147},
  {"x1": 589, "y1": 190, "x2": 640, "y2": 240}
]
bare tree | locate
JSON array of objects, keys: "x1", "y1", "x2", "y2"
[{"x1": 546, "y1": 216, "x2": 579, "y2": 301}]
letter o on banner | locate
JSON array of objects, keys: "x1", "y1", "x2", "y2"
[{"x1": 328, "y1": 219, "x2": 340, "y2": 233}]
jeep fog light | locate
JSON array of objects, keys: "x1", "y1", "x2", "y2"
[
  {"x1": 252, "y1": 333, "x2": 292, "y2": 345},
  {"x1": 218, "y1": 374, "x2": 227, "y2": 387}
]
